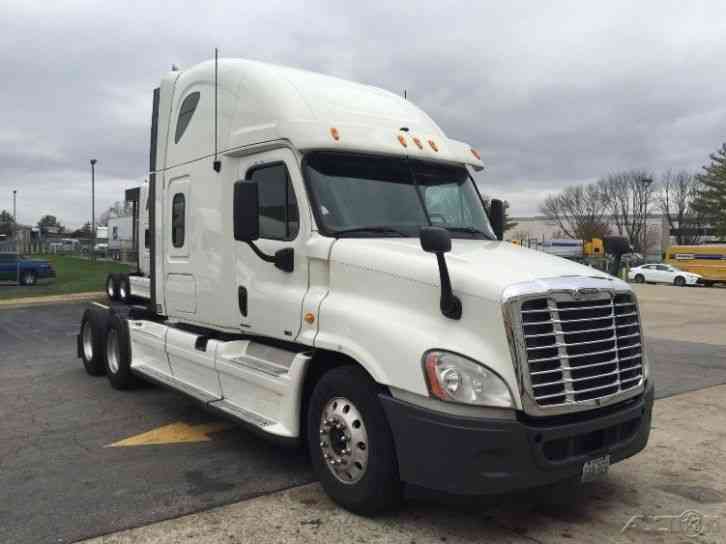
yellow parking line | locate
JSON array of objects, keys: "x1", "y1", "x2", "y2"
[{"x1": 106, "y1": 421, "x2": 234, "y2": 447}]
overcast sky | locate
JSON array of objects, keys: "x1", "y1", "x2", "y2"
[{"x1": 2, "y1": 1, "x2": 726, "y2": 227}]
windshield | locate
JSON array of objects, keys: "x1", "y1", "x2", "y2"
[{"x1": 303, "y1": 152, "x2": 496, "y2": 239}]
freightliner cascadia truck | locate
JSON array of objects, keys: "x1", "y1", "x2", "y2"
[{"x1": 78, "y1": 58, "x2": 653, "y2": 514}]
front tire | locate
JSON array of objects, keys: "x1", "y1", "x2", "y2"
[
  {"x1": 104, "y1": 313, "x2": 137, "y2": 390},
  {"x1": 674, "y1": 276, "x2": 686, "y2": 287},
  {"x1": 80, "y1": 308, "x2": 108, "y2": 376},
  {"x1": 634, "y1": 274, "x2": 645, "y2": 284},
  {"x1": 307, "y1": 365, "x2": 402, "y2": 515}
]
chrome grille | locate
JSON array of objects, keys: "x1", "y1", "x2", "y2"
[
  {"x1": 502, "y1": 277, "x2": 647, "y2": 416},
  {"x1": 520, "y1": 292, "x2": 644, "y2": 407}
]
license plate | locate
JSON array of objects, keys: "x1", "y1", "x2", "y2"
[{"x1": 581, "y1": 455, "x2": 610, "y2": 482}]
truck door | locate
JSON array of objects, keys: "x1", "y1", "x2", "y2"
[{"x1": 235, "y1": 148, "x2": 310, "y2": 340}]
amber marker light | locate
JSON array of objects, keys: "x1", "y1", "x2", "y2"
[
  {"x1": 413, "y1": 137, "x2": 423, "y2": 150},
  {"x1": 428, "y1": 139, "x2": 438, "y2": 152},
  {"x1": 470, "y1": 148, "x2": 481, "y2": 160},
  {"x1": 304, "y1": 312, "x2": 315, "y2": 324},
  {"x1": 424, "y1": 352, "x2": 448, "y2": 400},
  {"x1": 397, "y1": 134, "x2": 408, "y2": 148},
  {"x1": 330, "y1": 127, "x2": 340, "y2": 141}
]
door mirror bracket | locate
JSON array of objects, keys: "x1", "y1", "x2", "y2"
[
  {"x1": 234, "y1": 179, "x2": 295, "y2": 273},
  {"x1": 420, "y1": 227, "x2": 462, "y2": 320}
]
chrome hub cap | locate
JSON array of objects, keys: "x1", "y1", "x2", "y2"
[
  {"x1": 107, "y1": 329, "x2": 120, "y2": 374},
  {"x1": 107, "y1": 279, "x2": 114, "y2": 297},
  {"x1": 120, "y1": 285, "x2": 127, "y2": 299},
  {"x1": 82, "y1": 321, "x2": 94, "y2": 361},
  {"x1": 319, "y1": 397, "x2": 368, "y2": 484}
]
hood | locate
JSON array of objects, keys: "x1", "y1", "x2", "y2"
[{"x1": 330, "y1": 238, "x2": 622, "y2": 302}]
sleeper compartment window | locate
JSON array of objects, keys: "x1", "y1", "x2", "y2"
[{"x1": 172, "y1": 193, "x2": 185, "y2": 247}]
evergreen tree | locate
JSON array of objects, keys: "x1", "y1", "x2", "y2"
[{"x1": 692, "y1": 143, "x2": 726, "y2": 239}]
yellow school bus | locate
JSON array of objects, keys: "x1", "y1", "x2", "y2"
[{"x1": 664, "y1": 245, "x2": 726, "y2": 286}]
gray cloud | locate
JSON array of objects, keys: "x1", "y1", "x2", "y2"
[{"x1": 2, "y1": 0, "x2": 725, "y2": 225}]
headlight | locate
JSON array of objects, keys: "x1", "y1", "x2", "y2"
[{"x1": 423, "y1": 351, "x2": 514, "y2": 408}]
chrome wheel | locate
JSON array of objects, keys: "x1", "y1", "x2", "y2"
[
  {"x1": 82, "y1": 321, "x2": 94, "y2": 361},
  {"x1": 119, "y1": 284, "x2": 127, "y2": 300},
  {"x1": 106, "y1": 277, "x2": 114, "y2": 297},
  {"x1": 24, "y1": 272, "x2": 35, "y2": 285},
  {"x1": 319, "y1": 397, "x2": 369, "y2": 484},
  {"x1": 106, "y1": 328, "x2": 120, "y2": 374}
]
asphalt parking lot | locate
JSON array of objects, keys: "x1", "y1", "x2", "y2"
[{"x1": 1, "y1": 284, "x2": 726, "y2": 543}]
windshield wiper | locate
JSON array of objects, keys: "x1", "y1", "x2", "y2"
[
  {"x1": 445, "y1": 226, "x2": 494, "y2": 239},
  {"x1": 333, "y1": 226, "x2": 409, "y2": 238}
]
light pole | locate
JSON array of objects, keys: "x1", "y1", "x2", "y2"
[
  {"x1": 640, "y1": 177, "x2": 653, "y2": 257},
  {"x1": 12, "y1": 189, "x2": 17, "y2": 249},
  {"x1": 90, "y1": 159, "x2": 97, "y2": 262}
]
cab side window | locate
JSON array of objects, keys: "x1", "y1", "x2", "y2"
[
  {"x1": 247, "y1": 163, "x2": 299, "y2": 241},
  {"x1": 172, "y1": 193, "x2": 185, "y2": 247}
]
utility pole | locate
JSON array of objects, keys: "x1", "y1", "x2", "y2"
[{"x1": 90, "y1": 159, "x2": 97, "y2": 262}]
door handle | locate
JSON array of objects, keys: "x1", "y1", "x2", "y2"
[{"x1": 238, "y1": 286, "x2": 248, "y2": 317}]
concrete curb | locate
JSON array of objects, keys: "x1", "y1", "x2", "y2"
[{"x1": 0, "y1": 291, "x2": 105, "y2": 308}]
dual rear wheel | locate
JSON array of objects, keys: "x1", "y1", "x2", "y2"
[
  {"x1": 79, "y1": 308, "x2": 136, "y2": 389},
  {"x1": 106, "y1": 274, "x2": 131, "y2": 303}
]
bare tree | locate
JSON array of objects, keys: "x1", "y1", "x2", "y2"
[
  {"x1": 599, "y1": 170, "x2": 657, "y2": 254},
  {"x1": 657, "y1": 170, "x2": 704, "y2": 245},
  {"x1": 540, "y1": 183, "x2": 610, "y2": 240}
]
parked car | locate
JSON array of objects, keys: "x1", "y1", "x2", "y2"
[
  {"x1": 0, "y1": 253, "x2": 56, "y2": 286},
  {"x1": 628, "y1": 263, "x2": 702, "y2": 287}
]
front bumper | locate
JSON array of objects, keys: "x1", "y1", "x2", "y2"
[{"x1": 380, "y1": 381, "x2": 653, "y2": 495}]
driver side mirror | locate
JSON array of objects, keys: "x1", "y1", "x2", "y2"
[
  {"x1": 420, "y1": 226, "x2": 452, "y2": 254},
  {"x1": 233, "y1": 180, "x2": 260, "y2": 242},
  {"x1": 489, "y1": 199, "x2": 505, "y2": 241}
]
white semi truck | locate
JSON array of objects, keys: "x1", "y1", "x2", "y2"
[
  {"x1": 78, "y1": 58, "x2": 653, "y2": 514},
  {"x1": 105, "y1": 185, "x2": 152, "y2": 303}
]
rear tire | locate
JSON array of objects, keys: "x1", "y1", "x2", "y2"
[
  {"x1": 80, "y1": 308, "x2": 108, "y2": 376},
  {"x1": 674, "y1": 276, "x2": 686, "y2": 287},
  {"x1": 106, "y1": 274, "x2": 119, "y2": 301},
  {"x1": 307, "y1": 365, "x2": 402, "y2": 515},
  {"x1": 20, "y1": 270, "x2": 36, "y2": 286},
  {"x1": 118, "y1": 275, "x2": 131, "y2": 304},
  {"x1": 634, "y1": 274, "x2": 644, "y2": 284},
  {"x1": 104, "y1": 313, "x2": 137, "y2": 390}
]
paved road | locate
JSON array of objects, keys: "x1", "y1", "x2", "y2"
[
  {"x1": 1, "y1": 292, "x2": 725, "y2": 543},
  {"x1": 0, "y1": 303, "x2": 312, "y2": 544}
]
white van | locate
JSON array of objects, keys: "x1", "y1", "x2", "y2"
[{"x1": 78, "y1": 58, "x2": 653, "y2": 514}]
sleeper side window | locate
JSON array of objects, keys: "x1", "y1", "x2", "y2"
[
  {"x1": 247, "y1": 163, "x2": 299, "y2": 241},
  {"x1": 174, "y1": 92, "x2": 200, "y2": 144},
  {"x1": 172, "y1": 193, "x2": 185, "y2": 247}
]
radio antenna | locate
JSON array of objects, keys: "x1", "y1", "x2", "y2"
[{"x1": 213, "y1": 48, "x2": 221, "y2": 173}]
